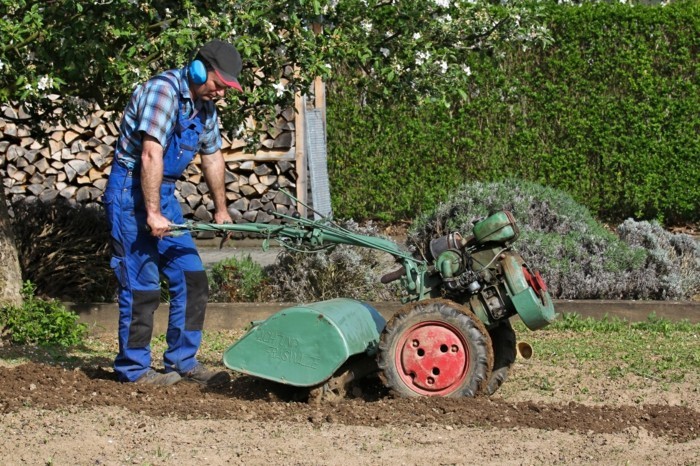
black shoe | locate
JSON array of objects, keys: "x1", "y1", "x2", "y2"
[
  {"x1": 135, "y1": 369, "x2": 181, "y2": 386},
  {"x1": 181, "y1": 364, "x2": 231, "y2": 388}
]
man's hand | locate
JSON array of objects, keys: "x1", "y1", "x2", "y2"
[
  {"x1": 214, "y1": 210, "x2": 234, "y2": 248},
  {"x1": 147, "y1": 212, "x2": 172, "y2": 238},
  {"x1": 213, "y1": 210, "x2": 233, "y2": 225}
]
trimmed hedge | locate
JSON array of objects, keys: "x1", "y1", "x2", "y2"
[{"x1": 327, "y1": 2, "x2": 699, "y2": 224}]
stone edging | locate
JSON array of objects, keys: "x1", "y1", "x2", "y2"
[{"x1": 68, "y1": 300, "x2": 700, "y2": 336}]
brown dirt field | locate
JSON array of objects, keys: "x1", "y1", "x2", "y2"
[{"x1": 1, "y1": 332, "x2": 699, "y2": 466}]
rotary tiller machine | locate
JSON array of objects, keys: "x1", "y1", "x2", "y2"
[{"x1": 172, "y1": 207, "x2": 555, "y2": 399}]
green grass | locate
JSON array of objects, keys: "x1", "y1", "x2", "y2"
[
  {"x1": 0, "y1": 330, "x2": 242, "y2": 370},
  {"x1": 0, "y1": 336, "x2": 114, "y2": 368},
  {"x1": 515, "y1": 314, "x2": 700, "y2": 384}
]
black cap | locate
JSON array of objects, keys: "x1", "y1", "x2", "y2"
[{"x1": 198, "y1": 40, "x2": 242, "y2": 91}]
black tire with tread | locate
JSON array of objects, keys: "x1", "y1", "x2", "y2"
[{"x1": 486, "y1": 319, "x2": 517, "y2": 395}]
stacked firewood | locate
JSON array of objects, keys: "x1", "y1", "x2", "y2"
[
  {"x1": 180, "y1": 155, "x2": 298, "y2": 224},
  {"x1": 0, "y1": 101, "x2": 300, "y2": 223},
  {"x1": 0, "y1": 105, "x2": 116, "y2": 208}
]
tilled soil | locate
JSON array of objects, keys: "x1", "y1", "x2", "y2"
[
  {"x1": 1, "y1": 361, "x2": 699, "y2": 465},
  {"x1": 0, "y1": 362, "x2": 697, "y2": 442}
]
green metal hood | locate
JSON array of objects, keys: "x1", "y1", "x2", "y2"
[{"x1": 223, "y1": 298, "x2": 386, "y2": 387}]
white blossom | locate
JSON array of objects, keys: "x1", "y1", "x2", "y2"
[
  {"x1": 380, "y1": 48, "x2": 390, "y2": 57},
  {"x1": 438, "y1": 61, "x2": 448, "y2": 74},
  {"x1": 272, "y1": 81, "x2": 285, "y2": 97},
  {"x1": 0, "y1": 60, "x2": 4, "y2": 72},
  {"x1": 412, "y1": 32, "x2": 421, "y2": 40},
  {"x1": 322, "y1": 0, "x2": 339, "y2": 14},
  {"x1": 37, "y1": 75, "x2": 54, "y2": 91},
  {"x1": 462, "y1": 65, "x2": 472, "y2": 76},
  {"x1": 434, "y1": 0, "x2": 450, "y2": 7},
  {"x1": 361, "y1": 20, "x2": 373, "y2": 32},
  {"x1": 415, "y1": 51, "x2": 431, "y2": 66}
]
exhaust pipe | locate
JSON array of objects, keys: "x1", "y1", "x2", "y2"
[{"x1": 516, "y1": 341, "x2": 533, "y2": 360}]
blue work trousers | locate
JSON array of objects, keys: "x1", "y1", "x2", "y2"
[{"x1": 103, "y1": 162, "x2": 208, "y2": 382}]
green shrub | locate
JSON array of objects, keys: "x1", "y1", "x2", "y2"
[
  {"x1": 208, "y1": 255, "x2": 271, "y2": 303},
  {"x1": 0, "y1": 282, "x2": 87, "y2": 347},
  {"x1": 408, "y1": 179, "x2": 698, "y2": 300}
]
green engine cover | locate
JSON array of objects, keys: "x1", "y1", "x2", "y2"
[
  {"x1": 511, "y1": 287, "x2": 556, "y2": 330},
  {"x1": 223, "y1": 298, "x2": 386, "y2": 387}
]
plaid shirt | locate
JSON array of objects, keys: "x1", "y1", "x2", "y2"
[{"x1": 114, "y1": 69, "x2": 222, "y2": 169}]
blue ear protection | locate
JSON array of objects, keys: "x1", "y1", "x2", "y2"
[{"x1": 189, "y1": 58, "x2": 207, "y2": 85}]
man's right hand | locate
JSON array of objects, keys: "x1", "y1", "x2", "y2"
[{"x1": 146, "y1": 212, "x2": 172, "y2": 238}]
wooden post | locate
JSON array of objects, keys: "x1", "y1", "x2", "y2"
[
  {"x1": 314, "y1": 77, "x2": 326, "y2": 121},
  {"x1": 312, "y1": 23, "x2": 326, "y2": 122},
  {"x1": 294, "y1": 93, "x2": 307, "y2": 218},
  {"x1": 293, "y1": 21, "x2": 325, "y2": 219}
]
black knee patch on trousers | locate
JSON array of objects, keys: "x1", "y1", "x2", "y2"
[
  {"x1": 185, "y1": 270, "x2": 208, "y2": 331},
  {"x1": 128, "y1": 289, "x2": 161, "y2": 348}
]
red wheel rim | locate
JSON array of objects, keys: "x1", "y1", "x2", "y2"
[{"x1": 394, "y1": 320, "x2": 470, "y2": 396}]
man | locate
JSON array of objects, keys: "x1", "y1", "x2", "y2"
[{"x1": 103, "y1": 40, "x2": 242, "y2": 386}]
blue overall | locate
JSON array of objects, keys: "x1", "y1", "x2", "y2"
[{"x1": 104, "y1": 75, "x2": 209, "y2": 382}]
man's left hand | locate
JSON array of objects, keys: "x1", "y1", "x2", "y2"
[
  {"x1": 213, "y1": 210, "x2": 234, "y2": 248},
  {"x1": 213, "y1": 210, "x2": 233, "y2": 225}
]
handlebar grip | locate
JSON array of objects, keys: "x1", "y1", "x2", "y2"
[{"x1": 381, "y1": 266, "x2": 406, "y2": 284}]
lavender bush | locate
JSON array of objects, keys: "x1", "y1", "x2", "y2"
[
  {"x1": 409, "y1": 180, "x2": 699, "y2": 300},
  {"x1": 264, "y1": 221, "x2": 402, "y2": 303}
]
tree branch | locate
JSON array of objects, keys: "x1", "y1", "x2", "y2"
[{"x1": 0, "y1": 32, "x2": 41, "y2": 54}]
